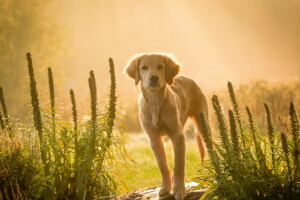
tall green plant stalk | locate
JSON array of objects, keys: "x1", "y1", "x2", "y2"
[
  {"x1": 289, "y1": 101, "x2": 299, "y2": 173},
  {"x1": 228, "y1": 109, "x2": 240, "y2": 159},
  {"x1": 264, "y1": 103, "x2": 275, "y2": 169},
  {"x1": 227, "y1": 81, "x2": 245, "y2": 147},
  {"x1": 0, "y1": 111, "x2": 4, "y2": 130},
  {"x1": 212, "y1": 95, "x2": 231, "y2": 155},
  {"x1": 246, "y1": 106, "x2": 267, "y2": 169},
  {"x1": 48, "y1": 67, "x2": 61, "y2": 198},
  {"x1": 99, "y1": 58, "x2": 117, "y2": 167},
  {"x1": 77, "y1": 70, "x2": 98, "y2": 200},
  {"x1": 0, "y1": 87, "x2": 11, "y2": 136},
  {"x1": 246, "y1": 106, "x2": 257, "y2": 144},
  {"x1": 107, "y1": 58, "x2": 116, "y2": 139},
  {"x1": 198, "y1": 112, "x2": 221, "y2": 174},
  {"x1": 70, "y1": 89, "x2": 78, "y2": 134},
  {"x1": 70, "y1": 89, "x2": 78, "y2": 197},
  {"x1": 88, "y1": 70, "x2": 98, "y2": 159},
  {"x1": 88, "y1": 69, "x2": 98, "y2": 162},
  {"x1": 89, "y1": 70, "x2": 97, "y2": 123},
  {"x1": 26, "y1": 52, "x2": 47, "y2": 173},
  {"x1": 281, "y1": 132, "x2": 292, "y2": 180},
  {"x1": 0, "y1": 87, "x2": 9, "y2": 125},
  {"x1": 48, "y1": 67, "x2": 55, "y2": 131},
  {"x1": 70, "y1": 89, "x2": 78, "y2": 156}
]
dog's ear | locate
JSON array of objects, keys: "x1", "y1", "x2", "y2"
[
  {"x1": 124, "y1": 54, "x2": 142, "y2": 85},
  {"x1": 164, "y1": 54, "x2": 181, "y2": 85}
]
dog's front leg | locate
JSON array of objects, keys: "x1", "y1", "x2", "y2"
[
  {"x1": 170, "y1": 133, "x2": 186, "y2": 200},
  {"x1": 149, "y1": 136, "x2": 172, "y2": 196}
]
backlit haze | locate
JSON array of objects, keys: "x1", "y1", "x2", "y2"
[{"x1": 49, "y1": 0, "x2": 300, "y2": 103}]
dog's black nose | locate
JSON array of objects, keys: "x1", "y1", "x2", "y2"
[{"x1": 150, "y1": 75, "x2": 159, "y2": 82}]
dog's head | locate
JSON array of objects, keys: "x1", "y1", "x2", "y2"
[{"x1": 124, "y1": 53, "x2": 181, "y2": 89}]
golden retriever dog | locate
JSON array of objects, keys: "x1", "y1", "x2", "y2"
[{"x1": 124, "y1": 53, "x2": 209, "y2": 200}]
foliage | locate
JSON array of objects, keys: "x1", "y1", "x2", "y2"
[
  {"x1": 0, "y1": 53, "x2": 124, "y2": 200},
  {"x1": 197, "y1": 82, "x2": 300, "y2": 200},
  {"x1": 0, "y1": 136, "x2": 44, "y2": 199}
]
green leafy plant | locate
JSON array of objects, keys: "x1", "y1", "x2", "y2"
[
  {"x1": 198, "y1": 82, "x2": 300, "y2": 200},
  {"x1": 289, "y1": 102, "x2": 299, "y2": 174},
  {"x1": 0, "y1": 136, "x2": 43, "y2": 199},
  {"x1": 0, "y1": 53, "x2": 125, "y2": 200}
]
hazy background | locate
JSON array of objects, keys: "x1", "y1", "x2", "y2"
[
  {"x1": 48, "y1": 0, "x2": 300, "y2": 96},
  {"x1": 1, "y1": 0, "x2": 300, "y2": 126}
]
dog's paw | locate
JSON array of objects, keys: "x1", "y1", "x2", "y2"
[
  {"x1": 159, "y1": 186, "x2": 171, "y2": 197},
  {"x1": 172, "y1": 185, "x2": 185, "y2": 200}
]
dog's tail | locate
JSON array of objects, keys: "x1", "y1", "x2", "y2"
[
  {"x1": 193, "y1": 111, "x2": 211, "y2": 163},
  {"x1": 195, "y1": 131, "x2": 205, "y2": 163}
]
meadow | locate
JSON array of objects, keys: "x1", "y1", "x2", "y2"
[
  {"x1": 117, "y1": 134, "x2": 206, "y2": 193},
  {"x1": 0, "y1": 53, "x2": 299, "y2": 199}
]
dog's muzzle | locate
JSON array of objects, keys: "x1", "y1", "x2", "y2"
[{"x1": 149, "y1": 75, "x2": 159, "y2": 87}]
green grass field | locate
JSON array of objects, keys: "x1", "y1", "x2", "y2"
[{"x1": 117, "y1": 134, "x2": 206, "y2": 194}]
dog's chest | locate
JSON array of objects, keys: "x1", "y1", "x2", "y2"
[
  {"x1": 139, "y1": 88, "x2": 183, "y2": 133},
  {"x1": 139, "y1": 99, "x2": 166, "y2": 130},
  {"x1": 145, "y1": 102, "x2": 162, "y2": 128},
  {"x1": 140, "y1": 103, "x2": 178, "y2": 135}
]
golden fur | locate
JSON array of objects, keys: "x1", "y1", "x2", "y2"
[{"x1": 124, "y1": 53, "x2": 209, "y2": 200}]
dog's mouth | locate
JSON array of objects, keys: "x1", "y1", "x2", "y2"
[
  {"x1": 148, "y1": 81, "x2": 163, "y2": 89},
  {"x1": 149, "y1": 82, "x2": 159, "y2": 87}
]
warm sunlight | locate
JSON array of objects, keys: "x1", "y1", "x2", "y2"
[{"x1": 1, "y1": 1, "x2": 299, "y2": 199}]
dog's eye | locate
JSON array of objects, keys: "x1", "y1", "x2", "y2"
[
  {"x1": 157, "y1": 65, "x2": 163, "y2": 70},
  {"x1": 142, "y1": 65, "x2": 148, "y2": 70}
]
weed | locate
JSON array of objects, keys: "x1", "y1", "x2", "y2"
[
  {"x1": 0, "y1": 53, "x2": 124, "y2": 200},
  {"x1": 198, "y1": 83, "x2": 300, "y2": 199}
]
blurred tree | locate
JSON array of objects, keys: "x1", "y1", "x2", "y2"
[{"x1": 0, "y1": 0, "x2": 65, "y2": 116}]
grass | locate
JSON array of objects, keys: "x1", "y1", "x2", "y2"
[{"x1": 118, "y1": 134, "x2": 207, "y2": 193}]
